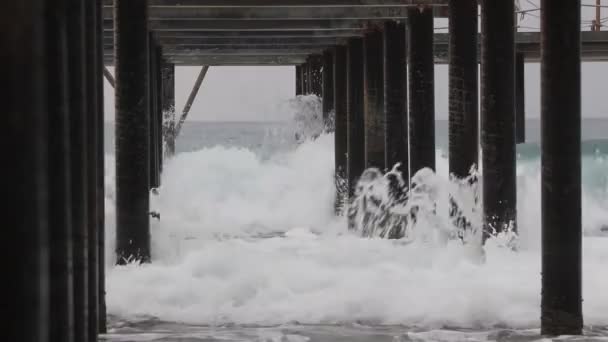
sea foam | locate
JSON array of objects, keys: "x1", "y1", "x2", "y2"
[{"x1": 104, "y1": 131, "x2": 608, "y2": 329}]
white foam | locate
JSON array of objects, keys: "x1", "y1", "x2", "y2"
[{"x1": 104, "y1": 133, "x2": 608, "y2": 329}]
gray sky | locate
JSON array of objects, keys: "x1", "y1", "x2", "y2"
[
  {"x1": 104, "y1": 66, "x2": 295, "y2": 122},
  {"x1": 103, "y1": 63, "x2": 608, "y2": 122},
  {"x1": 103, "y1": 0, "x2": 608, "y2": 122}
]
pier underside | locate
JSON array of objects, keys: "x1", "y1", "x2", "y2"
[{"x1": 2, "y1": 0, "x2": 595, "y2": 340}]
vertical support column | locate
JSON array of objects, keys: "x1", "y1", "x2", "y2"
[
  {"x1": 540, "y1": 0, "x2": 582, "y2": 335},
  {"x1": 383, "y1": 21, "x2": 408, "y2": 177},
  {"x1": 67, "y1": 0, "x2": 89, "y2": 340},
  {"x1": 85, "y1": 0, "x2": 99, "y2": 338},
  {"x1": 115, "y1": 0, "x2": 151, "y2": 264},
  {"x1": 334, "y1": 45, "x2": 348, "y2": 214},
  {"x1": 148, "y1": 33, "x2": 160, "y2": 189},
  {"x1": 363, "y1": 28, "x2": 385, "y2": 170},
  {"x1": 307, "y1": 60, "x2": 314, "y2": 94},
  {"x1": 300, "y1": 64, "x2": 306, "y2": 95},
  {"x1": 309, "y1": 55, "x2": 323, "y2": 97},
  {"x1": 347, "y1": 38, "x2": 366, "y2": 200},
  {"x1": 3, "y1": 2, "x2": 50, "y2": 340},
  {"x1": 47, "y1": 1, "x2": 74, "y2": 341},
  {"x1": 408, "y1": 7, "x2": 436, "y2": 175},
  {"x1": 295, "y1": 65, "x2": 303, "y2": 95},
  {"x1": 155, "y1": 46, "x2": 164, "y2": 177},
  {"x1": 516, "y1": 52, "x2": 526, "y2": 144},
  {"x1": 448, "y1": 0, "x2": 479, "y2": 179},
  {"x1": 480, "y1": 0, "x2": 516, "y2": 238},
  {"x1": 322, "y1": 49, "x2": 335, "y2": 130},
  {"x1": 95, "y1": 0, "x2": 107, "y2": 333},
  {"x1": 302, "y1": 62, "x2": 309, "y2": 94},
  {"x1": 162, "y1": 62, "x2": 176, "y2": 157}
]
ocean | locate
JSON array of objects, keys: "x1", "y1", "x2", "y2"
[{"x1": 101, "y1": 102, "x2": 608, "y2": 341}]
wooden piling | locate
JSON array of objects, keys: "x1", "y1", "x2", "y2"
[
  {"x1": 296, "y1": 65, "x2": 303, "y2": 95},
  {"x1": 516, "y1": 52, "x2": 526, "y2": 144},
  {"x1": 161, "y1": 62, "x2": 176, "y2": 156},
  {"x1": 149, "y1": 34, "x2": 160, "y2": 189},
  {"x1": 2, "y1": 3, "x2": 50, "y2": 340},
  {"x1": 96, "y1": 0, "x2": 107, "y2": 333},
  {"x1": 322, "y1": 49, "x2": 335, "y2": 129},
  {"x1": 303, "y1": 61, "x2": 310, "y2": 94},
  {"x1": 448, "y1": 0, "x2": 478, "y2": 179},
  {"x1": 47, "y1": 1, "x2": 75, "y2": 341},
  {"x1": 481, "y1": 0, "x2": 517, "y2": 238},
  {"x1": 309, "y1": 55, "x2": 323, "y2": 97},
  {"x1": 85, "y1": 0, "x2": 100, "y2": 338},
  {"x1": 540, "y1": 0, "x2": 583, "y2": 335},
  {"x1": 305, "y1": 58, "x2": 313, "y2": 95},
  {"x1": 383, "y1": 21, "x2": 408, "y2": 177},
  {"x1": 334, "y1": 45, "x2": 348, "y2": 213},
  {"x1": 363, "y1": 28, "x2": 385, "y2": 170},
  {"x1": 300, "y1": 64, "x2": 307, "y2": 95},
  {"x1": 408, "y1": 7, "x2": 436, "y2": 175},
  {"x1": 347, "y1": 37, "x2": 366, "y2": 199},
  {"x1": 67, "y1": 0, "x2": 89, "y2": 339},
  {"x1": 115, "y1": 0, "x2": 151, "y2": 264},
  {"x1": 155, "y1": 46, "x2": 164, "y2": 177}
]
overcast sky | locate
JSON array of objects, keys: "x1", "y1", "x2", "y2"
[{"x1": 103, "y1": 0, "x2": 608, "y2": 122}]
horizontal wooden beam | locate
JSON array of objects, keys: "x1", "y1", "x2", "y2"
[
  {"x1": 105, "y1": 44, "x2": 337, "y2": 51},
  {"x1": 103, "y1": 31, "x2": 608, "y2": 65},
  {"x1": 106, "y1": 48, "x2": 326, "y2": 56},
  {"x1": 104, "y1": 36, "x2": 348, "y2": 45},
  {"x1": 104, "y1": 54, "x2": 309, "y2": 65},
  {"x1": 432, "y1": 31, "x2": 608, "y2": 63},
  {"x1": 432, "y1": 31, "x2": 608, "y2": 44},
  {"x1": 103, "y1": 0, "x2": 446, "y2": 6},
  {"x1": 104, "y1": 30, "x2": 364, "y2": 38},
  {"x1": 103, "y1": 6, "x2": 417, "y2": 20},
  {"x1": 104, "y1": 46, "x2": 608, "y2": 66},
  {"x1": 104, "y1": 28, "x2": 608, "y2": 43},
  {"x1": 103, "y1": 19, "x2": 377, "y2": 31}
]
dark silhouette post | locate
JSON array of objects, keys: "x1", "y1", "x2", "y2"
[
  {"x1": 309, "y1": 55, "x2": 323, "y2": 97},
  {"x1": 162, "y1": 61, "x2": 176, "y2": 156},
  {"x1": 480, "y1": 0, "x2": 517, "y2": 238},
  {"x1": 302, "y1": 61, "x2": 310, "y2": 95},
  {"x1": 85, "y1": 0, "x2": 100, "y2": 338},
  {"x1": 155, "y1": 46, "x2": 163, "y2": 177},
  {"x1": 448, "y1": 0, "x2": 478, "y2": 179},
  {"x1": 47, "y1": 1, "x2": 75, "y2": 341},
  {"x1": 96, "y1": 0, "x2": 107, "y2": 333},
  {"x1": 149, "y1": 34, "x2": 160, "y2": 189},
  {"x1": 309, "y1": 62, "x2": 314, "y2": 95},
  {"x1": 334, "y1": 45, "x2": 348, "y2": 214},
  {"x1": 408, "y1": 7, "x2": 436, "y2": 175},
  {"x1": 540, "y1": 0, "x2": 583, "y2": 335},
  {"x1": 516, "y1": 52, "x2": 526, "y2": 144},
  {"x1": 383, "y1": 21, "x2": 408, "y2": 177},
  {"x1": 115, "y1": 0, "x2": 151, "y2": 264},
  {"x1": 67, "y1": 0, "x2": 90, "y2": 339},
  {"x1": 363, "y1": 28, "x2": 385, "y2": 170},
  {"x1": 322, "y1": 49, "x2": 335, "y2": 129},
  {"x1": 296, "y1": 65, "x2": 303, "y2": 95},
  {"x1": 347, "y1": 38, "x2": 366, "y2": 200},
  {"x1": 448, "y1": 0, "x2": 479, "y2": 234},
  {"x1": 3, "y1": 3, "x2": 51, "y2": 340}
]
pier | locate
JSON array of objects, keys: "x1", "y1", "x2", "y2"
[{"x1": 1, "y1": 0, "x2": 599, "y2": 339}]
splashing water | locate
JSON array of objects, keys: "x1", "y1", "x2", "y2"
[
  {"x1": 103, "y1": 109, "x2": 608, "y2": 341},
  {"x1": 347, "y1": 163, "x2": 486, "y2": 249}
]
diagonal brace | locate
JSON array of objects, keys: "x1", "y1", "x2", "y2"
[
  {"x1": 175, "y1": 65, "x2": 209, "y2": 137},
  {"x1": 103, "y1": 66, "x2": 115, "y2": 87}
]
